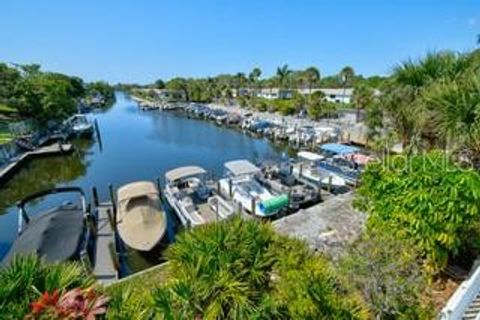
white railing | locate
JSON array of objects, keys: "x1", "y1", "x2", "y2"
[{"x1": 439, "y1": 265, "x2": 480, "y2": 319}]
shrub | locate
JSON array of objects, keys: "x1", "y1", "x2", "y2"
[
  {"x1": 151, "y1": 217, "x2": 363, "y2": 319},
  {"x1": 0, "y1": 255, "x2": 94, "y2": 319},
  {"x1": 355, "y1": 152, "x2": 480, "y2": 273}
]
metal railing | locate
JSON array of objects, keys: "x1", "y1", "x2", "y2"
[{"x1": 439, "y1": 264, "x2": 480, "y2": 319}]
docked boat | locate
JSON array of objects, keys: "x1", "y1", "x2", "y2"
[
  {"x1": 64, "y1": 114, "x2": 94, "y2": 138},
  {"x1": 116, "y1": 181, "x2": 167, "y2": 252},
  {"x1": 3, "y1": 187, "x2": 95, "y2": 265},
  {"x1": 164, "y1": 166, "x2": 234, "y2": 228},
  {"x1": 259, "y1": 161, "x2": 321, "y2": 210},
  {"x1": 292, "y1": 151, "x2": 347, "y2": 189},
  {"x1": 219, "y1": 160, "x2": 289, "y2": 217}
]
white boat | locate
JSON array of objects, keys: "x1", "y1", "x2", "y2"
[
  {"x1": 116, "y1": 181, "x2": 167, "y2": 251},
  {"x1": 164, "y1": 166, "x2": 234, "y2": 227},
  {"x1": 218, "y1": 160, "x2": 289, "y2": 217},
  {"x1": 64, "y1": 114, "x2": 94, "y2": 137},
  {"x1": 292, "y1": 151, "x2": 346, "y2": 188}
]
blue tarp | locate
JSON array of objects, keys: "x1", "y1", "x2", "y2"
[{"x1": 319, "y1": 143, "x2": 359, "y2": 155}]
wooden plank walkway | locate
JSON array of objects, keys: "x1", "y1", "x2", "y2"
[
  {"x1": 0, "y1": 143, "x2": 73, "y2": 184},
  {"x1": 92, "y1": 202, "x2": 118, "y2": 285}
]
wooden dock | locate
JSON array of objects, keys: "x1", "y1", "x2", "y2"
[
  {"x1": 0, "y1": 142, "x2": 73, "y2": 184},
  {"x1": 92, "y1": 202, "x2": 119, "y2": 285}
]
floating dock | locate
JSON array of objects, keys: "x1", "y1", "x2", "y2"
[
  {"x1": 0, "y1": 143, "x2": 73, "y2": 184},
  {"x1": 92, "y1": 202, "x2": 119, "y2": 284}
]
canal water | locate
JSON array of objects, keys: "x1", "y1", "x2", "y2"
[{"x1": 0, "y1": 92, "x2": 285, "y2": 270}]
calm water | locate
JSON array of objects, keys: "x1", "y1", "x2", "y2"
[{"x1": 0, "y1": 92, "x2": 284, "y2": 266}]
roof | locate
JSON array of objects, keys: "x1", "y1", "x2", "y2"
[
  {"x1": 3, "y1": 207, "x2": 85, "y2": 264},
  {"x1": 117, "y1": 181, "x2": 159, "y2": 202},
  {"x1": 224, "y1": 160, "x2": 260, "y2": 176},
  {"x1": 165, "y1": 166, "x2": 207, "y2": 182},
  {"x1": 297, "y1": 151, "x2": 325, "y2": 161},
  {"x1": 320, "y1": 143, "x2": 359, "y2": 155}
]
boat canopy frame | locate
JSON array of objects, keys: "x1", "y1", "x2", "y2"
[
  {"x1": 224, "y1": 160, "x2": 260, "y2": 177},
  {"x1": 165, "y1": 166, "x2": 207, "y2": 183}
]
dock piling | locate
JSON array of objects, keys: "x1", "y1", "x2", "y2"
[{"x1": 92, "y1": 186, "x2": 99, "y2": 207}]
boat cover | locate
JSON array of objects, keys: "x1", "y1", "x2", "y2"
[
  {"x1": 3, "y1": 208, "x2": 85, "y2": 264},
  {"x1": 165, "y1": 166, "x2": 206, "y2": 182},
  {"x1": 297, "y1": 151, "x2": 324, "y2": 162},
  {"x1": 259, "y1": 194, "x2": 289, "y2": 215},
  {"x1": 320, "y1": 143, "x2": 359, "y2": 155},
  {"x1": 224, "y1": 160, "x2": 260, "y2": 176}
]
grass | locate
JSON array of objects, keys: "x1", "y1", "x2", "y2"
[{"x1": 106, "y1": 262, "x2": 170, "y2": 297}]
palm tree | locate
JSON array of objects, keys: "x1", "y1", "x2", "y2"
[
  {"x1": 234, "y1": 72, "x2": 247, "y2": 97},
  {"x1": 276, "y1": 64, "x2": 292, "y2": 90},
  {"x1": 352, "y1": 84, "x2": 374, "y2": 123},
  {"x1": 339, "y1": 66, "x2": 355, "y2": 103},
  {"x1": 304, "y1": 66, "x2": 321, "y2": 94},
  {"x1": 424, "y1": 71, "x2": 480, "y2": 166},
  {"x1": 248, "y1": 67, "x2": 262, "y2": 98}
]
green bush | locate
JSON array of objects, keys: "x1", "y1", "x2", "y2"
[
  {"x1": 0, "y1": 255, "x2": 94, "y2": 319},
  {"x1": 355, "y1": 152, "x2": 480, "y2": 273},
  {"x1": 151, "y1": 217, "x2": 363, "y2": 319}
]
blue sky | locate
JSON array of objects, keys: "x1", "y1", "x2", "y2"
[{"x1": 1, "y1": 0, "x2": 478, "y2": 84}]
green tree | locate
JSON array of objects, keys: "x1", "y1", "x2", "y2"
[
  {"x1": 355, "y1": 152, "x2": 480, "y2": 273},
  {"x1": 248, "y1": 67, "x2": 262, "y2": 97},
  {"x1": 276, "y1": 64, "x2": 292, "y2": 89},
  {"x1": 154, "y1": 78, "x2": 166, "y2": 89},
  {"x1": 339, "y1": 66, "x2": 355, "y2": 101},
  {"x1": 423, "y1": 71, "x2": 480, "y2": 166},
  {"x1": 304, "y1": 66, "x2": 320, "y2": 93},
  {"x1": 352, "y1": 84, "x2": 375, "y2": 123},
  {"x1": 14, "y1": 72, "x2": 77, "y2": 123}
]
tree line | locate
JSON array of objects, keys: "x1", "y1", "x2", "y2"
[{"x1": 0, "y1": 63, "x2": 115, "y2": 124}]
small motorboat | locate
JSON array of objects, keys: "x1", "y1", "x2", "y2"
[
  {"x1": 164, "y1": 166, "x2": 234, "y2": 228},
  {"x1": 64, "y1": 114, "x2": 94, "y2": 138},
  {"x1": 116, "y1": 181, "x2": 167, "y2": 252},
  {"x1": 218, "y1": 160, "x2": 289, "y2": 217},
  {"x1": 3, "y1": 187, "x2": 95, "y2": 265}
]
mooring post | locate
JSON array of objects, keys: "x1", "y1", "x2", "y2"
[
  {"x1": 328, "y1": 175, "x2": 333, "y2": 193},
  {"x1": 251, "y1": 198, "x2": 256, "y2": 216},
  {"x1": 92, "y1": 186, "x2": 99, "y2": 207},
  {"x1": 228, "y1": 178, "x2": 233, "y2": 198},
  {"x1": 108, "y1": 184, "x2": 117, "y2": 230},
  {"x1": 299, "y1": 163, "x2": 303, "y2": 177}
]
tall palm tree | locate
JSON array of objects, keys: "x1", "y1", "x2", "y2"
[
  {"x1": 424, "y1": 71, "x2": 480, "y2": 166},
  {"x1": 352, "y1": 84, "x2": 374, "y2": 123},
  {"x1": 276, "y1": 64, "x2": 292, "y2": 89},
  {"x1": 339, "y1": 66, "x2": 355, "y2": 104},
  {"x1": 248, "y1": 67, "x2": 262, "y2": 97},
  {"x1": 304, "y1": 66, "x2": 320, "y2": 94}
]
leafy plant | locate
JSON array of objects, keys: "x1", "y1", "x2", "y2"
[
  {"x1": 151, "y1": 217, "x2": 364, "y2": 319},
  {"x1": 25, "y1": 288, "x2": 108, "y2": 320},
  {"x1": 0, "y1": 255, "x2": 95, "y2": 319},
  {"x1": 355, "y1": 152, "x2": 480, "y2": 273}
]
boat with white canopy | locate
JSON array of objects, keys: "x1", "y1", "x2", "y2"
[
  {"x1": 164, "y1": 166, "x2": 234, "y2": 227},
  {"x1": 219, "y1": 160, "x2": 289, "y2": 217},
  {"x1": 116, "y1": 181, "x2": 167, "y2": 252},
  {"x1": 292, "y1": 151, "x2": 346, "y2": 188}
]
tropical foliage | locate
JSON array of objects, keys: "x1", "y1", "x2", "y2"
[
  {"x1": 339, "y1": 231, "x2": 433, "y2": 319},
  {"x1": 0, "y1": 255, "x2": 95, "y2": 318},
  {"x1": 0, "y1": 62, "x2": 114, "y2": 124},
  {"x1": 368, "y1": 49, "x2": 480, "y2": 160},
  {"x1": 152, "y1": 217, "x2": 363, "y2": 319},
  {"x1": 355, "y1": 152, "x2": 480, "y2": 273}
]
